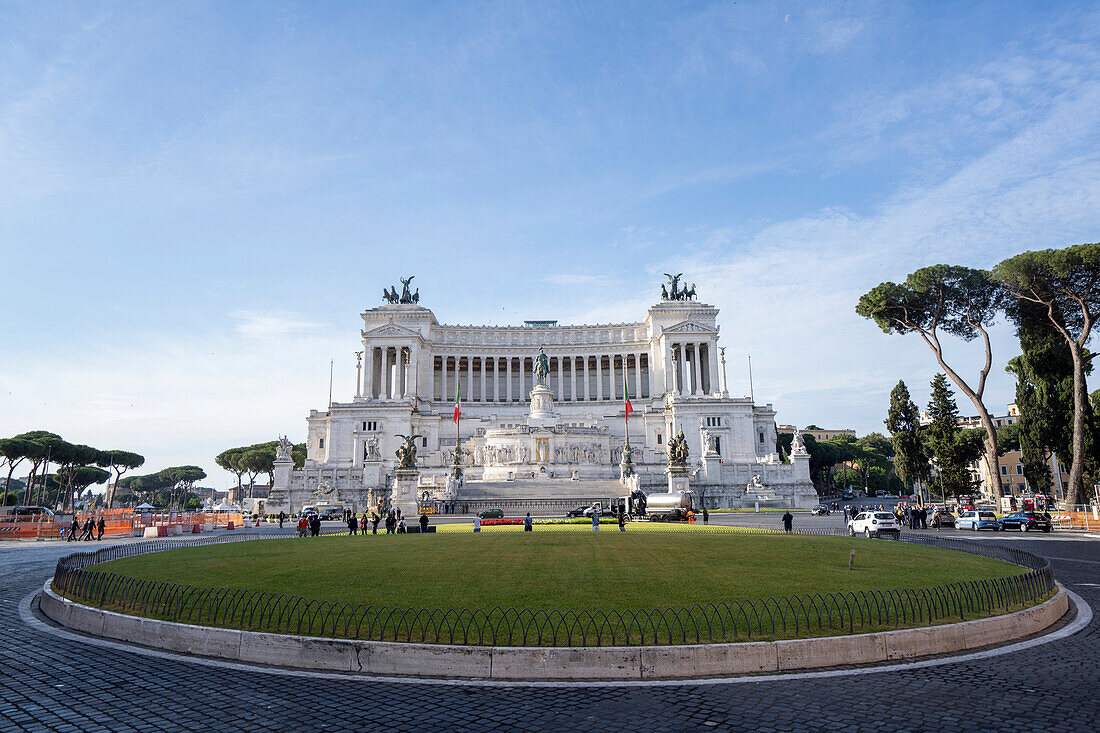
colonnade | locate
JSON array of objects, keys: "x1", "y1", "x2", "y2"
[
  {"x1": 432, "y1": 353, "x2": 652, "y2": 403},
  {"x1": 666, "y1": 341, "x2": 717, "y2": 397},
  {"x1": 360, "y1": 342, "x2": 718, "y2": 402}
]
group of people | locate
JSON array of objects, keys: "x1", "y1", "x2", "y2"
[
  {"x1": 65, "y1": 517, "x2": 105, "y2": 541},
  {"x1": 296, "y1": 513, "x2": 322, "y2": 537}
]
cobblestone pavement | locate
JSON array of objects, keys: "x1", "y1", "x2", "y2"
[{"x1": 1, "y1": 534, "x2": 1097, "y2": 732}]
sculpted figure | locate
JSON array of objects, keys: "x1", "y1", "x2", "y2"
[
  {"x1": 664, "y1": 273, "x2": 683, "y2": 300},
  {"x1": 533, "y1": 347, "x2": 550, "y2": 386},
  {"x1": 412, "y1": 288, "x2": 420, "y2": 304},
  {"x1": 399, "y1": 276, "x2": 414, "y2": 304},
  {"x1": 661, "y1": 284, "x2": 669, "y2": 300},
  {"x1": 394, "y1": 433, "x2": 423, "y2": 469},
  {"x1": 276, "y1": 435, "x2": 293, "y2": 461}
]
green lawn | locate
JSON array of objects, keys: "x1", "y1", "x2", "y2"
[{"x1": 96, "y1": 532, "x2": 1025, "y2": 611}]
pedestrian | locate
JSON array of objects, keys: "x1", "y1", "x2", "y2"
[
  {"x1": 309, "y1": 514, "x2": 321, "y2": 537},
  {"x1": 617, "y1": 512, "x2": 625, "y2": 532},
  {"x1": 398, "y1": 517, "x2": 406, "y2": 534},
  {"x1": 591, "y1": 507, "x2": 600, "y2": 532},
  {"x1": 702, "y1": 507, "x2": 709, "y2": 525},
  {"x1": 782, "y1": 511, "x2": 793, "y2": 534},
  {"x1": 395, "y1": 507, "x2": 402, "y2": 522},
  {"x1": 385, "y1": 511, "x2": 396, "y2": 534},
  {"x1": 96, "y1": 517, "x2": 105, "y2": 541},
  {"x1": 371, "y1": 511, "x2": 380, "y2": 534},
  {"x1": 473, "y1": 514, "x2": 481, "y2": 533},
  {"x1": 920, "y1": 506, "x2": 928, "y2": 529},
  {"x1": 523, "y1": 512, "x2": 533, "y2": 532},
  {"x1": 81, "y1": 517, "x2": 95, "y2": 541},
  {"x1": 278, "y1": 511, "x2": 285, "y2": 528},
  {"x1": 419, "y1": 512, "x2": 429, "y2": 533},
  {"x1": 297, "y1": 514, "x2": 308, "y2": 537},
  {"x1": 66, "y1": 518, "x2": 79, "y2": 542},
  {"x1": 348, "y1": 514, "x2": 358, "y2": 535}
]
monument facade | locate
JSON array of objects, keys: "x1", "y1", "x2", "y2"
[{"x1": 266, "y1": 277, "x2": 816, "y2": 513}]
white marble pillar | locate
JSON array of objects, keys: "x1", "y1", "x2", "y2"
[
  {"x1": 397, "y1": 347, "x2": 406, "y2": 398},
  {"x1": 609, "y1": 354, "x2": 615, "y2": 400},
  {"x1": 441, "y1": 355, "x2": 448, "y2": 402},
  {"x1": 363, "y1": 347, "x2": 374, "y2": 400},
  {"x1": 678, "y1": 343, "x2": 687, "y2": 396},
  {"x1": 598, "y1": 354, "x2": 607, "y2": 400},
  {"x1": 507, "y1": 357, "x2": 513, "y2": 402},
  {"x1": 583, "y1": 356, "x2": 590, "y2": 401},
  {"x1": 555, "y1": 357, "x2": 562, "y2": 400},
  {"x1": 570, "y1": 356, "x2": 577, "y2": 401},
  {"x1": 707, "y1": 343, "x2": 719, "y2": 395},
  {"x1": 690, "y1": 343, "x2": 699, "y2": 394},
  {"x1": 480, "y1": 356, "x2": 486, "y2": 402},
  {"x1": 466, "y1": 356, "x2": 473, "y2": 404},
  {"x1": 520, "y1": 356, "x2": 526, "y2": 401}
]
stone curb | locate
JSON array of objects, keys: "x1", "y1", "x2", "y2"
[{"x1": 39, "y1": 581, "x2": 1068, "y2": 680}]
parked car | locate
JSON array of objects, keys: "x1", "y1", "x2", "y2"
[
  {"x1": 566, "y1": 506, "x2": 589, "y2": 518},
  {"x1": 842, "y1": 490, "x2": 855, "y2": 500},
  {"x1": 847, "y1": 511, "x2": 901, "y2": 539},
  {"x1": 998, "y1": 511, "x2": 1053, "y2": 533},
  {"x1": 955, "y1": 510, "x2": 1001, "y2": 531},
  {"x1": 319, "y1": 508, "x2": 343, "y2": 521},
  {"x1": 928, "y1": 509, "x2": 956, "y2": 529},
  {"x1": 478, "y1": 508, "x2": 504, "y2": 519},
  {"x1": 811, "y1": 504, "x2": 830, "y2": 516}
]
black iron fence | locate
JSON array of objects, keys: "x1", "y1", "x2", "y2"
[{"x1": 51, "y1": 531, "x2": 1055, "y2": 647}]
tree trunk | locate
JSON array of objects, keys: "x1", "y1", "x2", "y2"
[
  {"x1": 1065, "y1": 344, "x2": 1087, "y2": 507},
  {"x1": 932, "y1": 359, "x2": 1004, "y2": 501}
]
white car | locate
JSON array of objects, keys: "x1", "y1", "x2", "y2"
[{"x1": 847, "y1": 511, "x2": 901, "y2": 539}]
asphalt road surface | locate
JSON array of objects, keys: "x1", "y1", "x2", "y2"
[{"x1": 1, "y1": 529, "x2": 1097, "y2": 732}]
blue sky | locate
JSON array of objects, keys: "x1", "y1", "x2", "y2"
[{"x1": 3, "y1": 1, "x2": 1099, "y2": 488}]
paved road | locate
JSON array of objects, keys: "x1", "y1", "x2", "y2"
[{"x1": 1, "y1": 531, "x2": 1097, "y2": 732}]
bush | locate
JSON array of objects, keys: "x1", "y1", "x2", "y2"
[
  {"x1": 537, "y1": 517, "x2": 619, "y2": 525},
  {"x1": 480, "y1": 518, "x2": 524, "y2": 526}
]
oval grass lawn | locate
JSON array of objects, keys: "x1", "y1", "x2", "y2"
[{"x1": 95, "y1": 532, "x2": 1027, "y2": 612}]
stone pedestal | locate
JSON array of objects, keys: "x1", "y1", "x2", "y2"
[
  {"x1": 666, "y1": 465, "x2": 690, "y2": 494},
  {"x1": 701, "y1": 453, "x2": 721, "y2": 482},
  {"x1": 391, "y1": 469, "x2": 420, "y2": 519},
  {"x1": 527, "y1": 385, "x2": 558, "y2": 428}
]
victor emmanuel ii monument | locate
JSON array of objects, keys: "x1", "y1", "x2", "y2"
[{"x1": 265, "y1": 276, "x2": 816, "y2": 514}]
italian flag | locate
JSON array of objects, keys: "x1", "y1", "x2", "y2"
[
  {"x1": 453, "y1": 384, "x2": 461, "y2": 424},
  {"x1": 624, "y1": 381, "x2": 633, "y2": 418}
]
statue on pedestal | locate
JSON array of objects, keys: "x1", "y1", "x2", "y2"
[
  {"x1": 534, "y1": 347, "x2": 550, "y2": 386},
  {"x1": 275, "y1": 435, "x2": 293, "y2": 462},
  {"x1": 666, "y1": 427, "x2": 689, "y2": 467},
  {"x1": 394, "y1": 434, "x2": 422, "y2": 469}
]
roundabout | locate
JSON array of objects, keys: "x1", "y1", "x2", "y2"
[{"x1": 40, "y1": 529, "x2": 1063, "y2": 679}]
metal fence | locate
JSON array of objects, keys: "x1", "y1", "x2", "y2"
[{"x1": 51, "y1": 531, "x2": 1055, "y2": 647}]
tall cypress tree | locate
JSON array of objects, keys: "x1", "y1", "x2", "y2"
[
  {"x1": 885, "y1": 380, "x2": 927, "y2": 496},
  {"x1": 925, "y1": 374, "x2": 974, "y2": 500}
]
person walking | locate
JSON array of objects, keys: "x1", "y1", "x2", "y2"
[
  {"x1": 523, "y1": 512, "x2": 533, "y2": 532},
  {"x1": 419, "y1": 512, "x2": 429, "y2": 533},
  {"x1": 96, "y1": 517, "x2": 105, "y2": 541},
  {"x1": 702, "y1": 507, "x2": 709, "y2": 525},
  {"x1": 617, "y1": 512, "x2": 625, "y2": 532},
  {"x1": 297, "y1": 514, "x2": 308, "y2": 537},
  {"x1": 473, "y1": 514, "x2": 481, "y2": 533},
  {"x1": 66, "y1": 518, "x2": 79, "y2": 542},
  {"x1": 782, "y1": 510, "x2": 794, "y2": 534},
  {"x1": 591, "y1": 507, "x2": 600, "y2": 532},
  {"x1": 80, "y1": 517, "x2": 95, "y2": 541},
  {"x1": 309, "y1": 514, "x2": 321, "y2": 537},
  {"x1": 371, "y1": 511, "x2": 380, "y2": 534},
  {"x1": 385, "y1": 511, "x2": 396, "y2": 534},
  {"x1": 348, "y1": 514, "x2": 358, "y2": 536}
]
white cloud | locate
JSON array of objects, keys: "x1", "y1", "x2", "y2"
[{"x1": 231, "y1": 310, "x2": 324, "y2": 340}]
